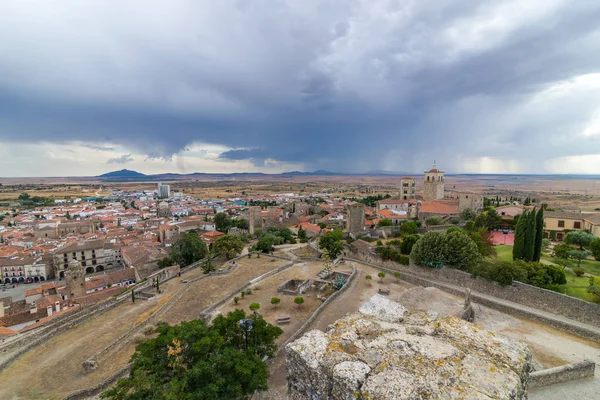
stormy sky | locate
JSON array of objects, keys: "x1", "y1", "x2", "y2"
[{"x1": 1, "y1": 0, "x2": 600, "y2": 177}]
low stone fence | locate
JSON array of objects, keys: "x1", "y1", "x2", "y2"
[
  {"x1": 61, "y1": 363, "x2": 132, "y2": 400},
  {"x1": 271, "y1": 263, "x2": 358, "y2": 360},
  {"x1": 529, "y1": 360, "x2": 596, "y2": 388},
  {"x1": 348, "y1": 249, "x2": 600, "y2": 329}
]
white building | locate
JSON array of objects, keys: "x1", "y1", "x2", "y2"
[{"x1": 157, "y1": 183, "x2": 170, "y2": 199}]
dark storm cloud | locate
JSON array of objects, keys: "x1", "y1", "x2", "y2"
[{"x1": 1, "y1": 0, "x2": 600, "y2": 173}]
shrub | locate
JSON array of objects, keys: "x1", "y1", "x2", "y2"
[
  {"x1": 234, "y1": 296, "x2": 239, "y2": 305},
  {"x1": 378, "y1": 271, "x2": 386, "y2": 282},
  {"x1": 365, "y1": 275, "x2": 372, "y2": 282},
  {"x1": 249, "y1": 302, "x2": 260, "y2": 312},
  {"x1": 426, "y1": 216, "x2": 442, "y2": 226},
  {"x1": 574, "y1": 268, "x2": 585, "y2": 277},
  {"x1": 132, "y1": 333, "x2": 146, "y2": 344},
  {"x1": 394, "y1": 271, "x2": 401, "y2": 282},
  {"x1": 294, "y1": 296, "x2": 304, "y2": 307},
  {"x1": 142, "y1": 325, "x2": 155, "y2": 335},
  {"x1": 400, "y1": 235, "x2": 419, "y2": 255},
  {"x1": 270, "y1": 297, "x2": 281, "y2": 306}
]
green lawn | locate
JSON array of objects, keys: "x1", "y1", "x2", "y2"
[
  {"x1": 495, "y1": 245, "x2": 513, "y2": 262},
  {"x1": 540, "y1": 254, "x2": 600, "y2": 276},
  {"x1": 556, "y1": 271, "x2": 596, "y2": 302}
]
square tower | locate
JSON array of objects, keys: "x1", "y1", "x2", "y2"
[
  {"x1": 400, "y1": 177, "x2": 416, "y2": 200},
  {"x1": 423, "y1": 162, "x2": 445, "y2": 200},
  {"x1": 346, "y1": 202, "x2": 365, "y2": 234}
]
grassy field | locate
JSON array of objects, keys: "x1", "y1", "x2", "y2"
[
  {"x1": 491, "y1": 244, "x2": 597, "y2": 303},
  {"x1": 495, "y1": 245, "x2": 513, "y2": 262},
  {"x1": 557, "y1": 271, "x2": 595, "y2": 302},
  {"x1": 540, "y1": 254, "x2": 600, "y2": 276}
]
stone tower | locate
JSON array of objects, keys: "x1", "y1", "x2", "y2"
[
  {"x1": 248, "y1": 206, "x2": 263, "y2": 235},
  {"x1": 346, "y1": 202, "x2": 365, "y2": 234},
  {"x1": 423, "y1": 161, "x2": 445, "y2": 200},
  {"x1": 400, "y1": 177, "x2": 416, "y2": 200},
  {"x1": 65, "y1": 258, "x2": 86, "y2": 303},
  {"x1": 458, "y1": 191, "x2": 483, "y2": 212}
]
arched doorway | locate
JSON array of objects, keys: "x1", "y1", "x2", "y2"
[
  {"x1": 59, "y1": 271, "x2": 65, "y2": 279},
  {"x1": 11, "y1": 277, "x2": 18, "y2": 283},
  {"x1": 33, "y1": 277, "x2": 39, "y2": 283},
  {"x1": 96, "y1": 265, "x2": 104, "y2": 272},
  {"x1": 4, "y1": 278, "x2": 10, "y2": 284},
  {"x1": 40, "y1": 276, "x2": 46, "y2": 281},
  {"x1": 18, "y1": 277, "x2": 25, "y2": 283},
  {"x1": 85, "y1": 267, "x2": 95, "y2": 274}
]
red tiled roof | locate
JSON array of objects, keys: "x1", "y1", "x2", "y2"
[{"x1": 418, "y1": 201, "x2": 459, "y2": 215}]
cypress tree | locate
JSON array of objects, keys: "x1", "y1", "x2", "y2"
[
  {"x1": 512, "y1": 210, "x2": 528, "y2": 260},
  {"x1": 533, "y1": 207, "x2": 544, "y2": 262},
  {"x1": 523, "y1": 208, "x2": 537, "y2": 261}
]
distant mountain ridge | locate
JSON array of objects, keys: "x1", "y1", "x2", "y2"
[
  {"x1": 97, "y1": 169, "x2": 417, "y2": 180},
  {"x1": 98, "y1": 169, "x2": 147, "y2": 178}
]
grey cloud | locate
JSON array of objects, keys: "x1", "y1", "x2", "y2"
[
  {"x1": 107, "y1": 154, "x2": 134, "y2": 164},
  {"x1": 1, "y1": 0, "x2": 600, "y2": 174}
]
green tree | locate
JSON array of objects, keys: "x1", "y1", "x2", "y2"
[
  {"x1": 131, "y1": 289, "x2": 135, "y2": 303},
  {"x1": 469, "y1": 229, "x2": 496, "y2": 258},
  {"x1": 297, "y1": 226, "x2": 307, "y2": 240},
  {"x1": 425, "y1": 216, "x2": 442, "y2": 226},
  {"x1": 566, "y1": 231, "x2": 596, "y2": 250},
  {"x1": 378, "y1": 219, "x2": 393, "y2": 227},
  {"x1": 523, "y1": 208, "x2": 537, "y2": 261},
  {"x1": 318, "y1": 230, "x2": 345, "y2": 259},
  {"x1": 294, "y1": 296, "x2": 304, "y2": 307},
  {"x1": 459, "y1": 208, "x2": 476, "y2": 221},
  {"x1": 213, "y1": 234, "x2": 244, "y2": 260},
  {"x1": 378, "y1": 271, "x2": 386, "y2": 282},
  {"x1": 170, "y1": 232, "x2": 208, "y2": 267},
  {"x1": 157, "y1": 256, "x2": 174, "y2": 269},
  {"x1": 553, "y1": 243, "x2": 571, "y2": 260},
  {"x1": 101, "y1": 311, "x2": 282, "y2": 400},
  {"x1": 249, "y1": 302, "x2": 260, "y2": 312},
  {"x1": 590, "y1": 238, "x2": 600, "y2": 261},
  {"x1": 365, "y1": 275, "x2": 372, "y2": 284},
  {"x1": 400, "y1": 222, "x2": 419, "y2": 236},
  {"x1": 410, "y1": 231, "x2": 447, "y2": 267},
  {"x1": 400, "y1": 235, "x2": 419, "y2": 255},
  {"x1": 255, "y1": 235, "x2": 276, "y2": 253},
  {"x1": 232, "y1": 218, "x2": 249, "y2": 230},
  {"x1": 270, "y1": 297, "x2": 280, "y2": 307},
  {"x1": 394, "y1": 271, "x2": 401, "y2": 282},
  {"x1": 512, "y1": 211, "x2": 528, "y2": 260},
  {"x1": 568, "y1": 250, "x2": 591, "y2": 269},
  {"x1": 587, "y1": 276, "x2": 600, "y2": 302},
  {"x1": 474, "y1": 209, "x2": 502, "y2": 231},
  {"x1": 213, "y1": 212, "x2": 232, "y2": 232},
  {"x1": 202, "y1": 247, "x2": 218, "y2": 274},
  {"x1": 445, "y1": 230, "x2": 481, "y2": 271},
  {"x1": 533, "y1": 207, "x2": 544, "y2": 262}
]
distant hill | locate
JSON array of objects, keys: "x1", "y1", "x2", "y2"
[{"x1": 98, "y1": 169, "x2": 147, "y2": 178}]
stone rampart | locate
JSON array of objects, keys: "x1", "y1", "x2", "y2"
[
  {"x1": 348, "y1": 249, "x2": 600, "y2": 329},
  {"x1": 529, "y1": 360, "x2": 596, "y2": 388}
]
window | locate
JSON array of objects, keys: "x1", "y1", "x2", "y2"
[
  {"x1": 574, "y1": 221, "x2": 581, "y2": 229},
  {"x1": 558, "y1": 220, "x2": 565, "y2": 228}
]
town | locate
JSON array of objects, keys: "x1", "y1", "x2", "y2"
[{"x1": 0, "y1": 165, "x2": 598, "y2": 399}]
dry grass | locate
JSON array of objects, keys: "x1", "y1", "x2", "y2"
[{"x1": 134, "y1": 295, "x2": 171, "y2": 326}]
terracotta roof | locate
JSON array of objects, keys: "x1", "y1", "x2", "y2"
[
  {"x1": 545, "y1": 211, "x2": 583, "y2": 220},
  {"x1": 418, "y1": 201, "x2": 459, "y2": 215},
  {"x1": 0, "y1": 326, "x2": 16, "y2": 336},
  {"x1": 377, "y1": 209, "x2": 408, "y2": 219}
]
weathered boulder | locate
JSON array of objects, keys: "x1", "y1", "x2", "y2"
[{"x1": 286, "y1": 295, "x2": 532, "y2": 399}]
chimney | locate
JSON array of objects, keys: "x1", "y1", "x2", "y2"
[
  {"x1": 47, "y1": 305, "x2": 53, "y2": 316},
  {"x1": 55, "y1": 301, "x2": 61, "y2": 312}
]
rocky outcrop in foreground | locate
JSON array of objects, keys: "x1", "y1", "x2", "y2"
[{"x1": 286, "y1": 294, "x2": 532, "y2": 399}]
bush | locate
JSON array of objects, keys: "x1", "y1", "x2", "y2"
[
  {"x1": 132, "y1": 333, "x2": 146, "y2": 344},
  {"x1": 472, "y1": 260, "x2": 527, "y2": 286},
  {"x1": 426, "y1": 216, "x2": 442, "y2": 226},
  {"x1": 365, "y1": 275, "x2": 372, "y2": 282},
  {"x1": 294, "y1": 296, "x2": 304, "y2": 307},
  {"x1": 400, "y1": 222, "x2": 419, "y2": 236},
  {"x1": 234, "y1": 296, "x2": 239, "y2": 305},
  {"x1": 574, "y1": 268, "x2": 586, "y2": 277},
  {"x1": 378, "y1": 271, "x2": 386, "y2": 282},
  {"x1": 270, "y1": 297, "x2": 281, "y2": 306},
  {"x1": 142, "y1": 325, "x2": 156, "y2": 335},
  {"x1": 249, "y1": 302, "x2": 260, "y2": 312}
]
